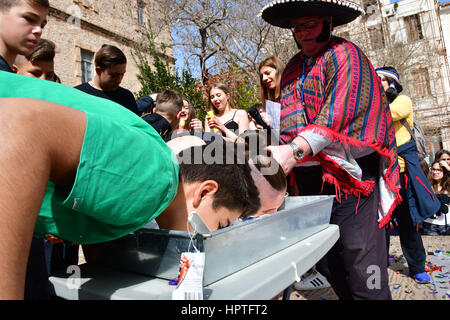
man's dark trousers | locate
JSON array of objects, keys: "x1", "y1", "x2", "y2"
[{"x1": 294, "y1": 153, "x2": 391, "y2": 300}]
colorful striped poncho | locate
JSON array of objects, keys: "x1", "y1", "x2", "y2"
[{"x1": 280, "y1": 36, "x2": 401, "y2": 228}]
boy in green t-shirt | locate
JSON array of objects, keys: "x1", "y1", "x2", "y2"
[{"x1": 0, "y1": 72, "x2": 261, "y2": 299}]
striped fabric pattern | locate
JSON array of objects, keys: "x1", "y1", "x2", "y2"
[{"x1": 280, "y1": 37, "x2": 401, "y2": 227}]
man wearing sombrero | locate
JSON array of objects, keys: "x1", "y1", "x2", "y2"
[{"x1": 262, "y1": 0, "x2": 401, "y2": 299}]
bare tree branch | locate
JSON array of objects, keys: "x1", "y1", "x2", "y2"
[{"x1": 151, "y1": 0, "x2": 297, "y2": 86}]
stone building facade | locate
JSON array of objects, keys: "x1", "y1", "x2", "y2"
[{"x1": 42, "y1": 0, "x2": 171, "y2": 94}]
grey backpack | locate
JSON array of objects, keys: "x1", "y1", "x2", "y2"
[{"x1": 400, "y1": 118, "x2": 427, "y2": 161}]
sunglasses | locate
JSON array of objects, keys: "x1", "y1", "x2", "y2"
[{"x1": 291, "y1": 20, "x2": 322, "y2": 33}]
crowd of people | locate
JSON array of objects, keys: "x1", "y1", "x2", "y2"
[{"x1": 0, "y1": 0, "x2": 449, "y2": 300}]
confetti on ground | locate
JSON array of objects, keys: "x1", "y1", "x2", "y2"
[
  {"x1": 426, "y1": 262, "x2": 443, "y2": 273},
  {"x1": 292, "y1": 237, "x2": 449, "y2": 301},
  {"x1": 427, "y1": 247, "x2": 450, "y2": 300}
]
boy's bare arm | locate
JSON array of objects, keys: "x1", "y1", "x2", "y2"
[{"x1": 0, "y1": 98, "x2": 86, "y2": 299}]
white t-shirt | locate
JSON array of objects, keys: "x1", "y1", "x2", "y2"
[
  {"x1": 424, "y1": 205, "x2": 449, "y2": 225},
  {"x1": 424, "y1": 190, "x2": 449, "y2": 225}
]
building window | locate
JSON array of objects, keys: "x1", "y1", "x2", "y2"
[
  {"x1": 137, "y1": 1, "x2": 146, "y2": 28},
  {"x1": 411, "y1": 68, "x2": 431, "y2": 98},
  {"x1": 404, "y1": 14, "x2": 423, "y2": 41},
  {"x1": 81, "y1": 49, "x2": 94, "y2": 83}
]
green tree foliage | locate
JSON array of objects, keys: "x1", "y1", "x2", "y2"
[
  {"x1": 132, "y1": 31, "x2": 206, "y2": 119},
  {"x1": 229, "y1": 65, "x2": 260, "y2": 111},
  {"x1": 133, "y1": 29, "x2": 261, "y2": 121}
]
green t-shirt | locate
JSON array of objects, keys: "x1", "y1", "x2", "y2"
[{"x1": 0, "y1": 71, "x2": 179, "y2": 244}]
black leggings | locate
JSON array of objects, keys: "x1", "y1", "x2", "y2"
[{"x1": 386, "y1": 172, "x2": 426, "y2": 275}]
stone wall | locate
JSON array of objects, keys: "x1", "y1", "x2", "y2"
[{"x1": 42, "y1": 0, "x2": 171, "y2": 94}]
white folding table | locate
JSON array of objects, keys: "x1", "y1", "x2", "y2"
[{"x1": 49, "y1": 224, "x2": 339, "y2": 300}]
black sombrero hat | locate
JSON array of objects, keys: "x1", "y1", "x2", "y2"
[{"x1": 260, "y1": 0, "x2": 365, "y2": 28}]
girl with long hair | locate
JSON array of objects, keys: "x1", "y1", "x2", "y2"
[
  {"x1": 259, "y1": 56, "x2": 285, "y2": 105},
  {"x1": 205, "y1": 83, "x2": 249, "y2": 141},
  {"x1": 249, "y1": 56, "x2": 285, "y2": 130}
]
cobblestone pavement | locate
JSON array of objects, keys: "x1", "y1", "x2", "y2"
[{"x1": 290, "y1": 236, "x2": 450, "y2": 300}]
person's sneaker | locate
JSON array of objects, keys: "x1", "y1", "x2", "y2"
[
  {"x1": 413, "y1": 272, "x2": 431, "y2": 284},
  {"x1": 294, "y1": 271, "x2": 331, "y2": 290}
]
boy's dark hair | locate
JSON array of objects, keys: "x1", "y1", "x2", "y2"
[
  {"x1": 0, "y1": 0, "x2": 49, "y2": 11},
  {"x1": 155, "y1": 89, "x2": 183, "y2": 116},
  {"x1": 94, "y1": 44, "x2": 127, "y2": 70},
  {"x1": 178, "y1": 141, "x2": 261, "y2": 219},
  {"x1": 26, "y1": 38, "x2": 55, "y2": 62}
]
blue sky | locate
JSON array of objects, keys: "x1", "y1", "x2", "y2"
[{"x1": 174, "y1": 0, "x2": 450, "y2": 78}]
